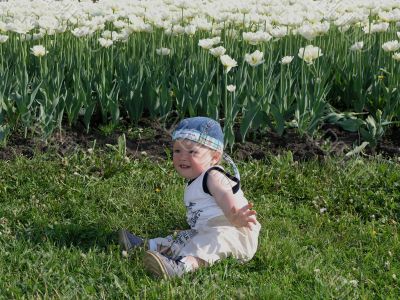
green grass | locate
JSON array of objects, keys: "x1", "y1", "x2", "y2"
[{"x1": 0, "y1": 149, "x2": 399, "y2": 299}]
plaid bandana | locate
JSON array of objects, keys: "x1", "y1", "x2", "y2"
[{"x1": 172, "y1": 128, "x2": 224, "y2": 152}]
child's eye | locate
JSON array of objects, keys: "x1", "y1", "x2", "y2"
[
  {"x1": 189, "y1": 150, "x2": 198, "y2": 154},
  {"x1": 173, "y1": 149, "x2": 180, "y2": 153}
]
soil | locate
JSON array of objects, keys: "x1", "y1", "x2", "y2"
[{"x1": 0, "y1": 119, "x2": 399, "y2": 161}]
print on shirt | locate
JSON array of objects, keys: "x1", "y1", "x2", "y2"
[
  {"x1": 186, "y1": 202, "x2": 203, "y2": 228},
  {"x1": 173, "y1": 229, "x2": 196, "y2": 246}
]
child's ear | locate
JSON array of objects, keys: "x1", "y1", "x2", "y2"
[{"x1": 212, "y1": 151, "x2": 222, "y2": 164}]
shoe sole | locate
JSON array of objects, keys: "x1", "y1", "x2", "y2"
[
  {"x1": 118, "y1": 230, "x2": 132, "y2": 252},
  {"x1": 143, "y1": 251, "x2": 169, "y2": 279}
]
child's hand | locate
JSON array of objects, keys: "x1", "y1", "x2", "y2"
[{"x1": 230, "y1": 203, "x2": 257, "y2": 230}]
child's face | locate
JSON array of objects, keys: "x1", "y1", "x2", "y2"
[{"x1": 172, "y1": 139, "x2": 220, "y2": 180}]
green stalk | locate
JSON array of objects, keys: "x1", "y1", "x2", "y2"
[{"x1": 224, "y1": 71, "x2": 228, "y2": 119}]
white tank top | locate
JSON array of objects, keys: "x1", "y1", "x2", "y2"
[{"x1": 183, "y1": 166, "x2": 249, "y2": 230}]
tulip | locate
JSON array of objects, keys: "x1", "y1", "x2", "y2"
[
  {"x1": 156, "y1": 48, "x2": 171, "y2": 56},
  {"x1": 226, "y1": 85, "x2": 236, "y2": 92},
  {"x1": 382, "y1": 40, "x2": 400, "y2": 52},
  {"x1": 198, "y1": 38, "x2": 215, "y2": 49},
  {"x1": 298, "y1": 45, "x2": 323, "y2": 64},
  {"x1": 0, "y1": 34, "x2": 9, "y2": 43},
  {"x1": 209, "y1": 46, "x2": 226, "y2": 57},
  {"x1": 244, "y1": 50, "x2": 265, "y2": 67},
  {"x1": 392, "y1": 53, "x2": 400, "y2": 61},
  {"x1": 220, "y1": 54, "x2": 237, "y2": 73},
  {"x1": 280, "y1": 56, "x2": 294, "y2": 65},
  {"x1": 98, "y1": 38, "x2": 113, "y2": 48},
  {"x1": 30, "y1": 45, "x2": 48, "y2": 57},
  {"x1": 350, "y1": 41, "x2": 364, "y2": 51}
]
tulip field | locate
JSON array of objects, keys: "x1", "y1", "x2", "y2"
[
  {"x1": 1, "y1": 0, "x2": 400, "y2": 146},
  {"x1": 1, "y1": 1, "x2": 400, "y2": 298}
]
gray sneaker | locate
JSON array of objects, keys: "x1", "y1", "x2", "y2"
[
  {"x1": 143, "y1": 250, "x2": 186, "y2": 279},
  {"x1": 118, "y1": 229, "x2": 144, "y2": 251}
]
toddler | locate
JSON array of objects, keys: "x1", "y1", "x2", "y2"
[{"x1": 119, "y1": 116, "x2": 261, "y2": 278}]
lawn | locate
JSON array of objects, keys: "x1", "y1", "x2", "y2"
[{"x1": 0, "y1": 149, "x2": 399, "y2": 299}]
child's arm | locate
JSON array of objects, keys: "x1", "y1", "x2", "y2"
[{"x1": 207, "y1": 170, "x2": 257, "y2": 229}]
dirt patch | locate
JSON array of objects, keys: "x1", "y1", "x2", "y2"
[{"x1": 1, "y1": 119, "x2": 399, "y2": 161}]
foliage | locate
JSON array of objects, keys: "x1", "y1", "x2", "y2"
[
  {"x1": 0, "y1": 150, "x2": 399, "y2": 298},
  {"x1": 0, "y1": 1, "x2": 399, "y2": 147}
]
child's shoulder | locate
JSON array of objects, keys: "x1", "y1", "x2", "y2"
[{"x1": 206, "y1": 166, "x2": 237, "y2": 190}]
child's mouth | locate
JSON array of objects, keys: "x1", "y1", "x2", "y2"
[{"x1": 180, "y1": 164, "x2": 190, "y2": 169}]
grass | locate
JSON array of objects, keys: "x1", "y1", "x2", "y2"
[{"x1": 0, "y1": 148, "x2": 399, "y2": 299}]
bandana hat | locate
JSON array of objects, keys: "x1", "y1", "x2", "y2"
[
  {"x1": 172, "y1": 117, "x2": 224, "y2": 152},
  {"x1": 172, "y1": 117, "x2": 240, "y2": 180}
]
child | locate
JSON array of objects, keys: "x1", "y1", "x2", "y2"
[{"x1": 119, "y1": 116, "x2": 261, "y2": 278}]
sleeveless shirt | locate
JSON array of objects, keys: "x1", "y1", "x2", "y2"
[{"x1": 183, "y1": 166, "x2": 248, "y2": 230}]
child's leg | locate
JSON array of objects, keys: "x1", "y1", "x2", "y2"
[
  {"x1": 180, "y1": 256, "x2": 208, "y2": 271},
  {"x1": 148, "y1": 229, "x2": 197, "y2": 258},
  {"x1": 143, "y1": 251, "x2": 207, "y2": 278}
]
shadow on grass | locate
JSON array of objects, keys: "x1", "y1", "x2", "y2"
[{"x1": 19, "y1": 222, "x2": 118, "y2": 252}]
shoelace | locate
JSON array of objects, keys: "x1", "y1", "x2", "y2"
[{"x1": 165, "y1": 255, "x2": 186, "y2": 273}]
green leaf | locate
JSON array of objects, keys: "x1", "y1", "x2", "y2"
[
  {"x1": 270, "y1": 104, "x2": 285, "y2": 136},
  {"x1": 337, "y1": 118, "x2": 365, "y2": 132},
  {"x1": 345, "y1": 141, "x2": 369, "y2": 157},
  {"x1": 240, "y1": 103, "x2": 266, "y2": 142},
  {"x1": 84, "y1": 102, "x2": 96, "y2": 132}
]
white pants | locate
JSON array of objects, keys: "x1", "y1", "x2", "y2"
[{"x1": 148, "y1": 217, "x2": 261, "y2": 265}]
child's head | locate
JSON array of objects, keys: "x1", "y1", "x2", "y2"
[{"x1": 172, "y1": 117, "x2": 223, "y2": 179}]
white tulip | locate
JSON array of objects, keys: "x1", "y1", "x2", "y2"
[
  {"x1": 211, "y1": 28, "x2": 222, "y2": 36},
  {"x1": 0, "y1": 34, "x2": 9, "y2": 43},
  {"x1": 350, "y1": 41, "x2": 364, "y2": 51},
  {"x1": 212, "y1": 36, "x2": 221, "y2": 45},
  {"x1": 392, "y1": 53, "x2": 400, "y2": 61},
  {"x1": 115, "y1": 31, "x2": 129, "y2": 42},
  {"x1": 225, "y1": 29, "x2": 238, "y2": 39},
  {"x1": 102, "y1": 30, "x2": 118, "y2": 41},
  {"x1": 379, "y1": 11, "x2": 396, "y2": 22},
  {"x1": 7, "y1": 19, "x2": 35, "y2": 34},
  {"x1": 298, "y1": 24, "x2": 318, "y2": 40},
  {"x1": 38, "y1": 15, "x2": 59, "y2": 31},
  {"x1": 220, "y1": 54, "x2": 238, "y2": 73},
  {"x1": 278, "y1": 13, "x2": 304, "y2": 27},
  {"x1": 243, "y1": 31, "x2": 272, "y2": 45},
  {"x1": 98, "y1": 38, "x2": 113, "y2": 48},
  {"x1": 113, "y1": 20, "x2": 127, "y2": 29},
  {"x1": 184, "y1": 25, "x2": 196, "y2": 35},
  {"x1": 245, "y1": 50, "x2": 265, "y2": 67},
  {"x1": 209, "y1": 46, "x2": 226, "y2": 57},
  {"x1": 198, "y1": 38, "x2": 215, "y2": 49},
  {"x1": 238, "y1": 4, "x2": 251, "y2": 14},
  {"x1": 280, "y1": 56, "x2": 294, "y2": 65},
  {"x1": 30, "y1": 45, "x2": 48, "y2": 57},
  {"x1": 382, "y1": 40, "x2": 400, "y2": 52},
  {"x1": 0, "y1": 21, "x2": 7, "y2": 33},
  {"x1": 175, "y1": 0, "x2": 191, "y2": 9},
  {"x1": 32, "y1": 33, "x2": 44, "y2": 41},
  {"x1": 397, "y1": 32, "x2": 400, "y2": 39},
  {"x1": 270, "y1": 27, "x2": 287, "y2": 38},
  {"x1": 156, "y1": 47, "x2": 171, "y2": 56},
  {"x1": 172, "y1": 25, "x2": 185, "y2": 35},
  {"x1": 71, "y1": 27, "x2": 92, "y2": 38},
  {"x1": 227, "y1": 85, "x2": 236, "y2": 92},
  {"x1": 314, "y1": 21, "x2": 330, "y2": 35},
  {"x1": 192, "y1": 18, "x2": 212, "y2": 31},
  {"x1": 338, "y1": 25, "x2": 351, "y2": 33},
  {"x1": 363, "y1": 22, "x2": 390, "y2": 34},
  {"x1": 298, "y1": 45, "x2": 323, "y2": 64}
]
